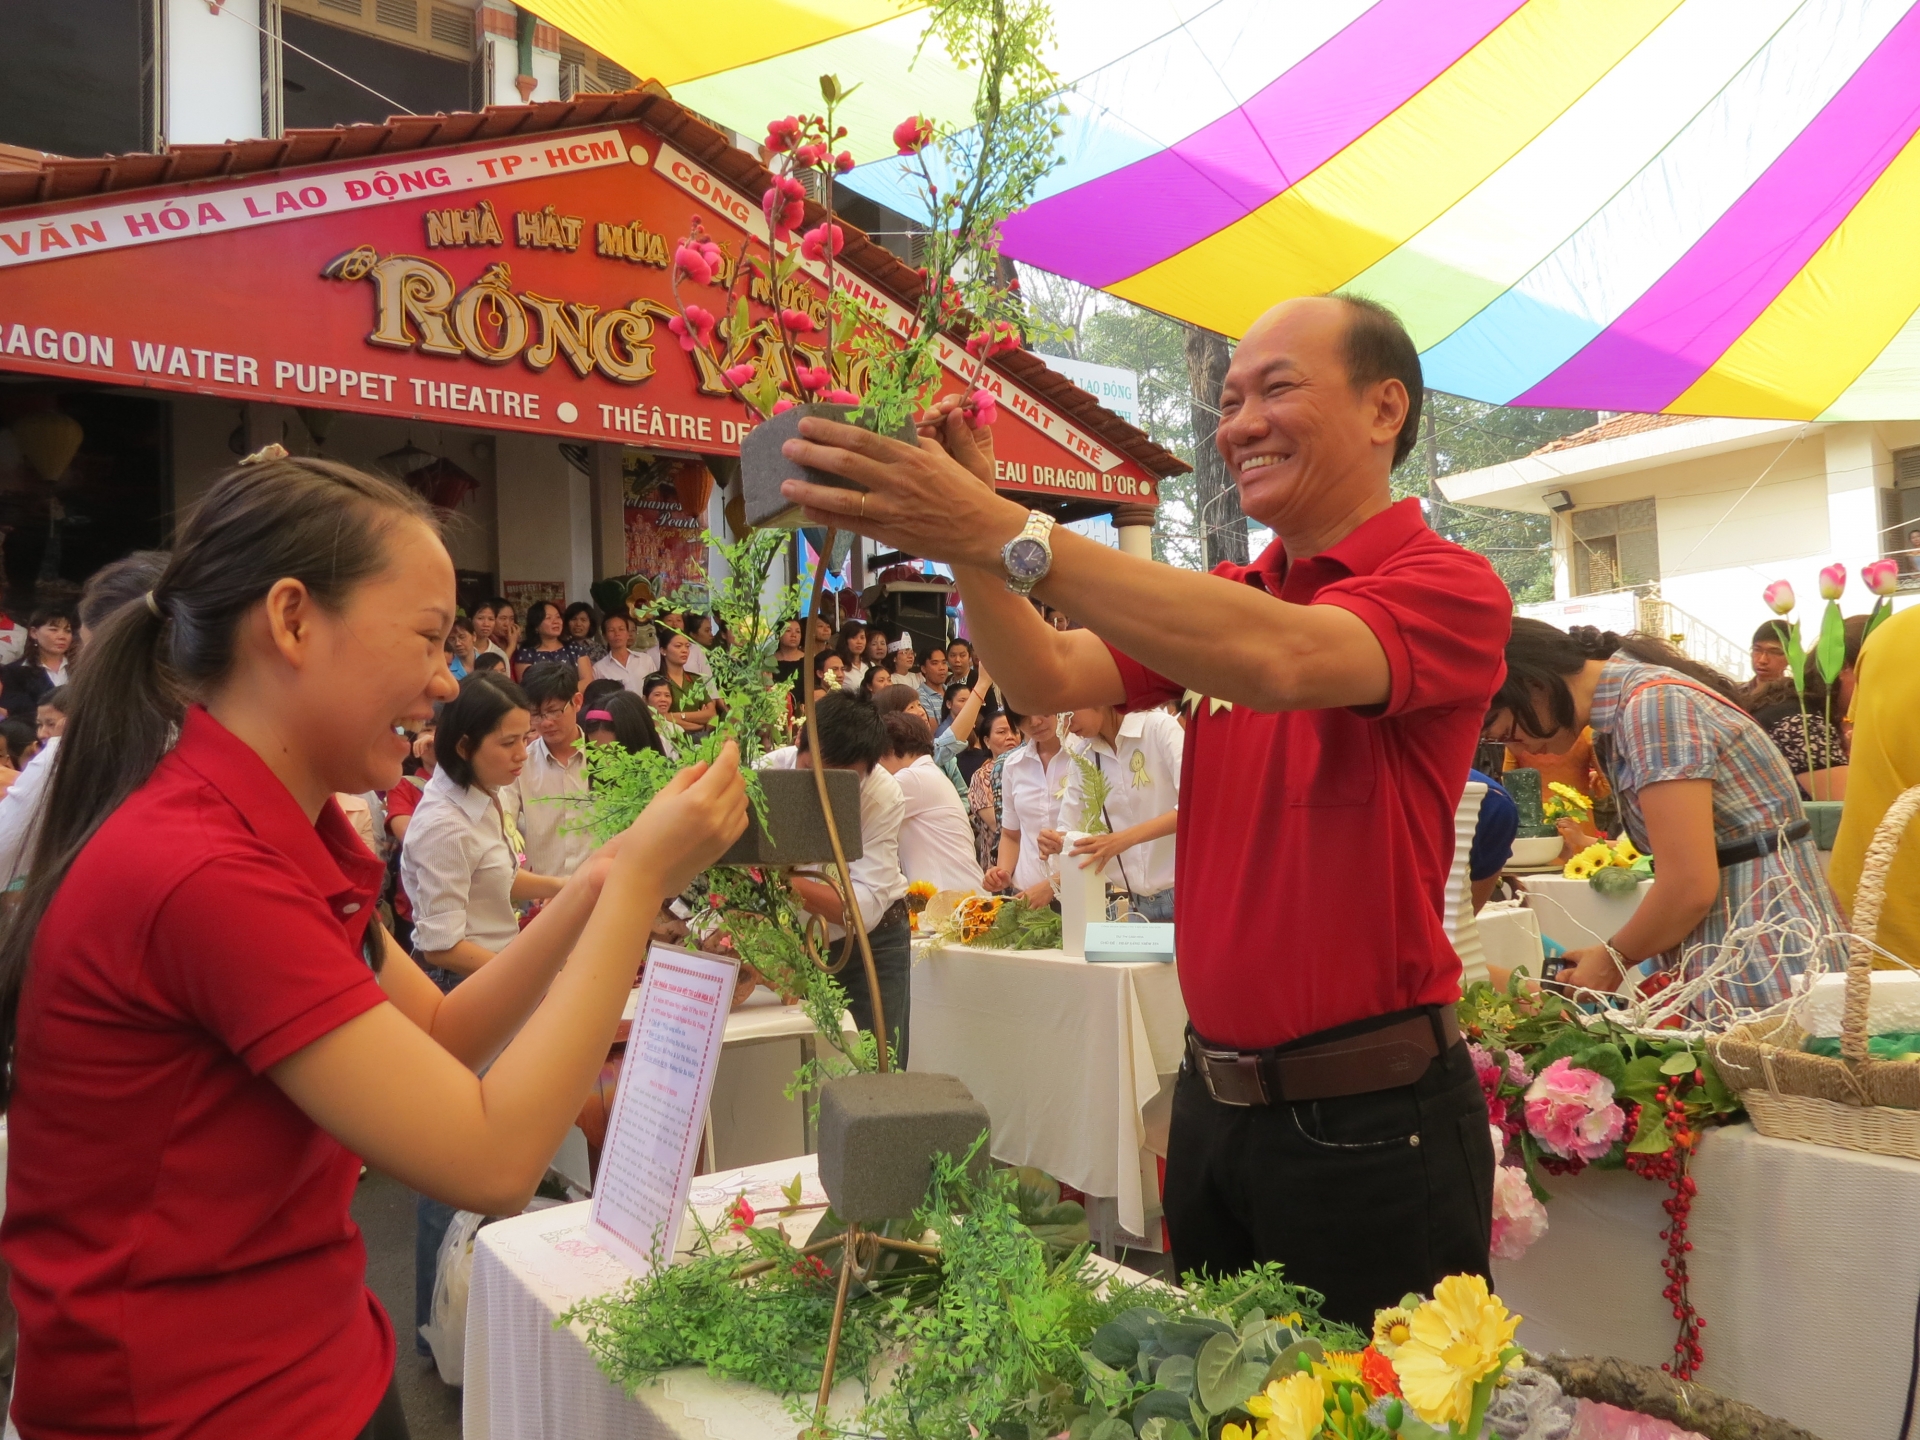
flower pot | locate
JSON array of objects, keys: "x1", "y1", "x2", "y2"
[
  {"x1": 1802, "y1": 799, "x2": 1842, "y2": 851},
  {"x1": 737, "y1": 402, "x2": 917, "y2": 530},
  {"x1": 716, "y1": 765, "x2": 866, "y2": 867}
]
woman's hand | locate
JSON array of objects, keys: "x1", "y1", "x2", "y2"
[
  {"x1": 614, "y1": 743, "x2": 748, "y2": 897},
  {"x1": 1037, "y1": 828, "x2": 1066, "y2": 859},
  {"x1": 982, "y1": 865, "x2": 1010, "y2": 892},
  {"x1": 1069, "y1": 831, "x2": 1130, "y2": 869},
  {"x1": 1020, "y1": 880, "x2": 1055, "y2": 909},
  {"x1": 1553, "y1": 945, "x2": 1625, "y2": 994}
]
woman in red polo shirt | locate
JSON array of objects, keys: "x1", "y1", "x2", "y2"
[{"x1": 0, "y1": 452, "x2": 747, "y2": 1439}]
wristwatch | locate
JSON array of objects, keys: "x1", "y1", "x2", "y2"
[{"x1": 1001, "y1": 511, "x2": 1056, "y2": 597}]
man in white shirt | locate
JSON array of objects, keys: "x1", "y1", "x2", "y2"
[
  {"x1": 990, "y1": 710, "x2": 1070, "y2": 905},
  {"x1": 506, "y1": 660, "x2": 597, "y2": 877},
  {"x1": 592, "y1": 611, "x2": 659, "y2": 694},
  {"x1": 1054, "y1": 704, "x2": 1182, "y2": 922},
  {"x1": 878, "y1": 710, "x2": 983, "y2": 895},
  {"x1": 778, "y1": 693, "x2": 913, "y2": 1065}
]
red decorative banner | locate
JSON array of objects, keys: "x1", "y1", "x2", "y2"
[{"x1": 0, "y1": 121, "x2": 1159, "y2": 507}]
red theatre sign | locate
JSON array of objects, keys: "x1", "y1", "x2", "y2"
[{"x1": 0, "y1": 122, "x2": 1161, "y2": 508}]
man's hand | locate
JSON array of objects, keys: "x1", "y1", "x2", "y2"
[
  {"x1": 1068, "y1": 831, "x2": 1131, "y2": 869},
  {"x1": 780, "y1": 417, "x2": 1026, "y2": 567},
  {"x1": 915, "y1": 397, "x2": 996, "y2": 486},
  {"x1": 1036, "y1": 828, "x2": 1065, "y2": 859}
]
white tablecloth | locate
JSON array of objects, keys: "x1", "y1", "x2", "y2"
[
  {"x1": 908, "y1": 943, "x2": 1187, "y2": 1241},
  {"x1": 465, "y1": 1156, "x2": 873, "y2": 1440},
  {"x1": 1494, "y1": 1122, "x2": 1920, "y2": 1438}
]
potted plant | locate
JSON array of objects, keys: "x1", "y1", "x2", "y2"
[{"x1": 660, "y1": 0, "x2": 1063, "y2": 527}]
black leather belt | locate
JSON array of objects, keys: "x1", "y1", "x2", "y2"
[
  {"x1": 1185, "y1": 1006, "x2": 1460, "y2": 1108},
  {"x1": 1716, "y1": 820, "x2": 1809, "y2": 869}
]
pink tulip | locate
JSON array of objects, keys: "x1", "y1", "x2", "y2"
[
  {"x1": 672, "y1": 243, "x2": 714, "y2": 285},
  {"x1": 722, "y1": 362, "x2": 757, "y2": 389},
  {"x1": 893, "y1": 115, "x2": 933, "y2": 155},
  {"x1": 1762, "y1": 580, "x2": 1795, "y2": 615},
  {"x1": 1819, "y1": 562, "x2": 1847, "y2": 601},
  {"x1": 1864, "y1": 558, "x2": 1900, "y2": 596},
  {"x1": 822, "y1": 388, "x2": 858, "y2": 406},
  {"x1": 801, "y1": 223, "x2": 845, "y2": 263},
  {"x1": 1524, "y1": 1057, "x2": 1626, "y2": 1162}
]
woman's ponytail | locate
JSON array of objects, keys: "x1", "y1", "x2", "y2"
[
  {"x1": 1490, "y1": 616, "x2": 1748, "y2": 740},
  {"x1": 0, "y1": 453, "x2": 432, "y2": 1110}
]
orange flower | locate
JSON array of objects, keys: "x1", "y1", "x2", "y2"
[{"x1": 1361, "y1": 1345, "x2": 1400, "y2": 1397}]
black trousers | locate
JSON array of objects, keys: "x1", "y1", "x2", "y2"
[
  {"x1": 354, "y1": 1375, "x2": 410, "y2": 1440},
  {"x1": 1163, "y1": 1036, "x2": 1494, "y2": 1330},
  {"x1": 842, "y1": 909, "x2": 912, "y2": 1068}
]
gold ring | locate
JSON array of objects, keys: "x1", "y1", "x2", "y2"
[{"x1": 859, "y1": 493, "x2": 868, "y2": 520}]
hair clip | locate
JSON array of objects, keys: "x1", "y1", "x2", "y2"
[{"x1": 239, "y1": 443, "x2": 289, "y2": 466}]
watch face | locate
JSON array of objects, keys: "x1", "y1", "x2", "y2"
[{"x1": 1006, "y1": 536, "x2": 1050, "y2": 580}]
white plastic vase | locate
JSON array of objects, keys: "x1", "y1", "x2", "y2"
[{"x1": 1056, "y1": 831, "x2": 1108, "y2": 957}]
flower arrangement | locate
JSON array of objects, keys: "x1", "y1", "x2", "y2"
[
  {"x1": 1561, "y1": 834, "x2": 1650, "y2": 895},
  {"x1": 935, "y1": 891, "x2": 1063, "y2": 950},
  {"x1": 1757, "y1": 567, "x2": 1861, "y2": 798},
  {"x1": 1540, "y1": 782, "x2": 1591, "y2": 826},
  {"x1": 1459, "y1": 974, "x2": 1744, "y2": 1380},
  {"x1": 565, "y1": 1134, "x2": 1534, "y2": 1440}
]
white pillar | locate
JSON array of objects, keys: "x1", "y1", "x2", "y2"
[
  {"x1": 589, "y1": 444, "x2": 628, "y2": 581},
  {"x1": 1824, "y1": 424, "x2": 1894, "y2": 572},
  {"x1": 496, "y1": 433, "x2": 591, "y2": 600},
  {"x1": 1113, "y1": 503, "x2": 1155, "y2": 559},
  {"x1": 162, "y1": 0, "x2": 269, "y2": 145}
]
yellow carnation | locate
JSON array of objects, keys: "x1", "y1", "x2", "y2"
[
  {"x1": 1391, "y1": 1275, "x2": 1522, "y2": 1429},
  {"x1": 1243, "y1": 1372, "x2": 1327, "y2": 1440}
]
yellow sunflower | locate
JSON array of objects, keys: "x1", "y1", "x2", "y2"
[
  {"x1": 1243, "y1": 1372, "x2": 1326, "y2": 1440},
  {"x1": 1313, "y1": 1351, "x2": 1365, "y2": 1386},
  {"x1": 1547, "y1": 781, "x2": 1593, "y2": 811},
  {"x1": 1371, "y1": 1306, "x2": 1416, "y2": 1357},
  {"x1": 1390, "y1": 1275, "x2": 1522, "y2": 1430},
  {"x1": 1219, "y1": 1425, "x2": 1254, "y2": 1440}
]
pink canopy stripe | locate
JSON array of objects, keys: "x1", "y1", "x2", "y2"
[
  {"x1": 997, "y1": 0, "x2": 1522, "y2": 286},
  {"x1": 1514, "y1": 4, "x2": 1920, "y2": 412}
]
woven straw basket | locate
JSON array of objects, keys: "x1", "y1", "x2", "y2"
[{"x1": 1711, "y1": 784, "x2": 1920, "y2": 1160}]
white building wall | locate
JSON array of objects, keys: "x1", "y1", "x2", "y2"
[
  {"x1": 163, "y1": 0, "x2": 267, "y2": 145},
  {"x1": 496, "y1": 432, "x2": 586, "y2": 598}
]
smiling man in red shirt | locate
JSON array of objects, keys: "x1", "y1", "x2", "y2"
[{"x1": 779, "y1": 295, "x2": 1512, "y2": 1324}]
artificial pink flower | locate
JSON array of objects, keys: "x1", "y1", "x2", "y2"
[
  {"x1": 893, "y1": 115, "x2": 933, "y2": 155},
  {"x1": 1490, "y1": 1163, "x2": 1548, "y2": 1260},
  {"x1": 1524, "y1": 1057, "x2": 1626, "y2": 1162},
  {"x1": 723, "y1": 362, "x2": 757, "y2": 389},
  {"x1": 1762, "y1": 580, "x2": 1795, "y2": 615},
  {"x1": 801, "y1": 223, "x2": 845, "y2": 263},
  {"x1": 762, "y1": 175, "x2": 807, "y2": 240},
  {"x1": 764, "y1": 116, "x2": 801, "y2": 153},
  {"x1": 1819, "y1": 562, "x2": 1847, "y2": 601},
  {"x1": 667, "y1": 304, "x2": 715, "y2": 352},
  {"x1": 964, "y1": 387, "x2": 998, "y2": 426},
  {"x1": 822, "y1": 388, "x2": 858, "y2": 405},
  {"x1": 772, "y1": 398, "x2": 796, "y2": 415},
  {"x1": 672, "y1": 243, "x2": 714, "y2": 285},
  {"x1": 965, "y1": 321, "x2": 1021, "y2": 359},
  {"x1": 794, "y1": 141, "x2": 828, "y2": 167},
  {"x1": 724, "y1": 1195, "x2": 756, "y2": 1231},
  {"x1": 699, "y1": 239, "x2": 724, "y2": 271},
  {"x1": 795, "y1": 364, "x2": 832, "y2": 394},
  {"x1": 779, "y1": 308, "x2": 820, "y2": 336},
  {"x1": 1864, "y1": 558, "x2": 1900, "y2": 597},
  {"x1": 834, "y1": 150, "x2": 856, "y2": 174}
]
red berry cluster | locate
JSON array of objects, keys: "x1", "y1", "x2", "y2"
[{"x1": 1625, "y1": 1075, "x2": 1706, "y2": 1379}]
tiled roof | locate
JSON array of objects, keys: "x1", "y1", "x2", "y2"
[
  {"x1": 0, "y1": 89, "x2": 1186, "y2": 480},
  {"x1": 1530, "y1": 411, "x2": 1700, "y2": 455}
]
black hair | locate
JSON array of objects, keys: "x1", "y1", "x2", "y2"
[
  {"x1": 438, "y1": 671, "x2": 530, "y2": 789},
  {"x1": 871, "y1": 684, "x2": 924, "y2": 720},
  {"x1": 470, "y1": 598, "x2": 497, "y2": 616},
  {"x1": 449, "y1": 615, "x2": 474, "y2": 636},
  {"x1": 0, "y1": 720, "x2": 32, "y2": 769},
  {"x1": 562, "y1": 601, "x2": 601, "y2": 641},
  {"x1": 641, "y1": 671, "x2": 673, "y2": 702},
  {"x1": 858, "y1": 664, "x2": 891, "y2": 700},
  {"x1": 40, "y1": 686, "x2": 70, "y2": 717},
  {"x1": 520, "y1": 660, "x2": 582, "y2": 710},
  {"x1": 1752, "y1": 619, "x2": 1791, "y2": 649},
  {"x1": 812, "y1": 649, "x2": 841, "y2": 678},
  {"x1": 1002, "y1": 703, "x2": 1026, "y2": 731},
  {"x1": 883, "y1": 709, "x2": 934, "y2": 760},
  {"x1": 521, "y1": 599, "x2": 563, "y2": 643},
  {"x1": 586, "y1": 689, "x2": 665, "y2": 758},
  {"x1": 1843, "y1": 613, "x2": 1869, "y2": 670},
  {"x1": 1489, "y1": 619, "x2": 1746, "y2": 739},
  {"x1": 581, "y1": 678, "x2": 624, "y2": 712},
  {"x1": 78, "y1": 550, "x2": 169, "y2": 636},
  {"x1": 810, "y1": 690, "x2": 887, "y2": 770},
  {"x1": 472, "y1": 651, "x2": 506, "y2": 674},
  {"x1": 602, "y1": 609, "x2": 635, "y2": 634},
  {"x1": 0, "y1": 454, "x2": 436, "y2": 1109},
  {"x1": 943, "y1": 681, "x2": 971, "y2": 718},
  {"x1": 1327, "y1": 292, "x2": 1423, "y2": 468},
  {"x1": 21, "y1": 606, "x2": 74, "y2": 669}
]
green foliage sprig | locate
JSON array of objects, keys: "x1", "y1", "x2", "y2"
[{"x1": 1070, "y1": 751, "x2": 1112, "y2": 835}]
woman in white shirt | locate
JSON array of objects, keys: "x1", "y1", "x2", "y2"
[
  {"x1": 878, "y1": 711, "x2": 983, "y2": 895},
  {"x1": 0, "y1": 608, "x2": 75, "y2": 725},
  {"x1": 835, "y1": 620, "x2": 872, "y2": 690},
  {"x1": 400, "y1": 672, "x2": 567, "y2": 991}
]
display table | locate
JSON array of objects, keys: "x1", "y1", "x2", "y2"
[
  {"x1": 909, "y1": 942, "x2": 1187, "y2": 1243},
  {"x1": 1493, "y1": 1122, "x2": 1920, "y2": 1438},
  {"x1": 1518, "y1": 873, "x2": 1649, "y2": 952},
  {"x1": 464, "y1": 1156, "x2": 868, "y2": 1440},
  {"x1": 1472, "y1": 903, "x2": 1545, "y2": 984}
]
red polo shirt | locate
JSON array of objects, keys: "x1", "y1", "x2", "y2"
[
  {"x1": 1110, "y1": 498, "x2": 1510, "y2": 1050},
  {"x1": 4, "y1": 706, "x2": 394, "y2": 1438}
]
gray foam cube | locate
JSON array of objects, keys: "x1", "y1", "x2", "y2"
[
  {"x1": 717, "y1": 766, "x2": 864, "y2": 867},
  {"x1": 816, "y1": 1072, "x2": 992, "y2": 1223}
]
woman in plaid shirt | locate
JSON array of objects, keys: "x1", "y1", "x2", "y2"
[{"x1": 1484, "y1": 621, "x2": 1842, "y2": 1019}]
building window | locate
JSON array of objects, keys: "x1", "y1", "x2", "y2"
[
  {"x1": 1883, "y1": 448, "x2": 1920, "y2": 584},
  {"x1": 1569, "y1": 498, "x2": 1659, "y2": 596}
]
